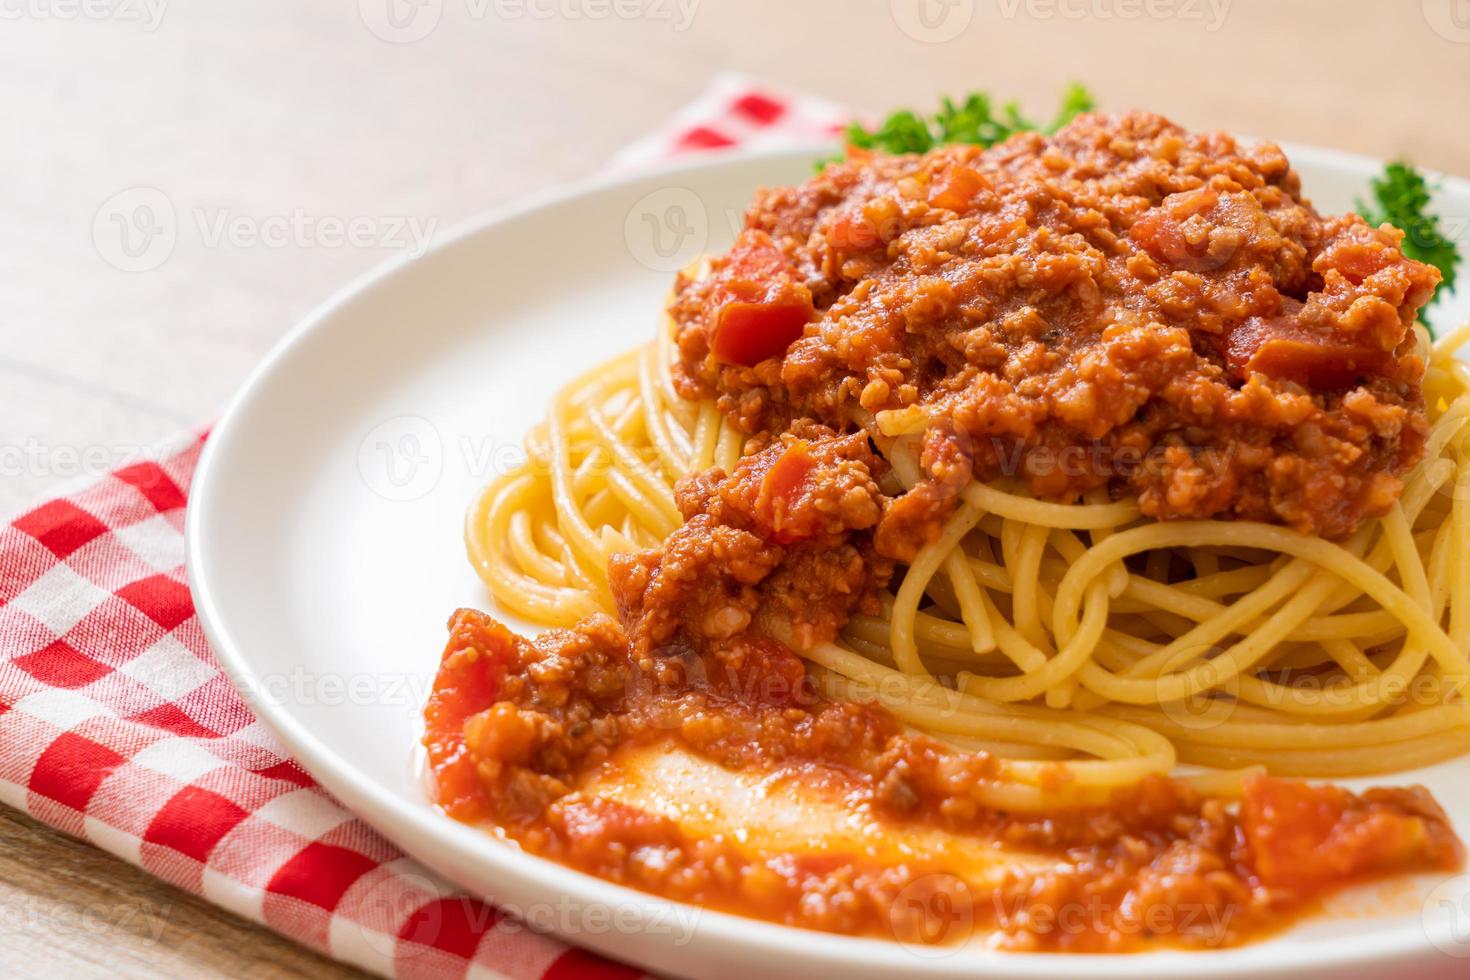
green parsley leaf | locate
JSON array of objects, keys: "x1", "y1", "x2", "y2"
[
  {"x1": 818, "y1": 84, "x2": 1096, "y2": 170},
  {"x1": 1046, "y1": 81, "x2": 1097, "y2": 132}
]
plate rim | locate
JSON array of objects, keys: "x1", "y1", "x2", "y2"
[{"x1": 185, "y1": 139, "x2": 1470, "y2": 979}]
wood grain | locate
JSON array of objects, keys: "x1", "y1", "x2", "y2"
[
  {"x1": 0, "y1": 807, "x2": 365, "y2": 978},
  {"x1": 2, "y1": 0, "x2": 1467, "y2": 974}
]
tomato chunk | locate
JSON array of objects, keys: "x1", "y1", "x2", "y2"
[
  {"x1": 1313, "y1": 222, "x2": 1403, "y2": 286},
  {"x1": 754, "y1": 440, "x2": 818, "y2": 544},
  {"x1": 706, "y1": 230, "x2": 813, "y2": 366},
  {"x1": 712, "y1": 301, "x2": 812, "y2": 366},
  {"x1": 928, "y1": 162, "x2": 989, "y2": 212},
  {"x1": 1130, "y1": 188, "x2": 1219, "y2": 267},
  {"x1": 1225, "y1": 314, "x2": 1390, "y2": 388},
  {"x1": 423, "y1": 609, "x2": 516, "y2": 821},
  {"x1": 1241, "y1": 776, "x2": 1459, "y2": 892}
]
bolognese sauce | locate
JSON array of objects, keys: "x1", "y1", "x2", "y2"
[
  {"x1": 429, "y1": 408, "x2": 1460, "y2": 950},
  {"x1": 427, "y1": 112, "x2": 1463, "y2": 950},
  {"x1": 670, "y1": 111, "x2": 1439, "y2": 542},
  {"x1": 426, "y1": 601, "x2": 1460, "y2": 949}
]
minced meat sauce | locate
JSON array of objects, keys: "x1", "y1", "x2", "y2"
[
  {"x1": 427, "y1": 114, "x2": 1460, "y2": 949},
  {"x1": 671, "y1": 111, "x2": 1440, "y2": 543},
  {"x1": 428, "y1": 436, "x2": 1460, "y2": 950},
  {"x1": 612, "y1": 428, "x2": 892, "y2": 659},
  {"x1": 427, "y1": 603, "x2": 1460, "y2": 950}
]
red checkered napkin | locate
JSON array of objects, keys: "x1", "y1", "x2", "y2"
[
  {"x1": 609, "y1": 72, "x2": 847, "y2": 171},
  {"x1": 0, "y1": 77, "x2": 848, "y2": 979}
]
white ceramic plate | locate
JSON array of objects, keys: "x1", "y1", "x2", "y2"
[{"x1": 187, "y1": 142, "x2": 1470, "y2": 979}]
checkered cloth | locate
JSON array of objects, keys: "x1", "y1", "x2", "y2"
[
  {"x1": 0, "y1": 77, "x2": 846, "y2": 979},
  {"x1": 608, "y1": 73, "x2": 847, "y2": 171}
]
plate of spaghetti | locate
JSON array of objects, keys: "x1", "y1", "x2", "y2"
[{"x1": 188, "y1": 108, "x2": 1470, "y2": 979}]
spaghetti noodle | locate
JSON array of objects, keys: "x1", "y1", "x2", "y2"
[
  {"x1": 430, "y1": 112, "x2": 1470, "y2": 949},
  {"x1": 466, "y1": 310, "x2": 1470, "y2": 790}
]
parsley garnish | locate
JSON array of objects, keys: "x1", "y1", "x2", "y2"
[
  {"x1": 1357, "y1": 160, "x2": 1461, "y2": 305},
  {"x1": 820, "y1": 84, "x2": 1095, "y2": 167}
]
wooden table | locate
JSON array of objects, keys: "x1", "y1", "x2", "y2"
[{"x1": 4, "y1": 0, "x2": 1467, "y2": 974}]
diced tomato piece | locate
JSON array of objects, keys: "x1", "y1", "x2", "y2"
[
  {"x1": 1241, "y1": 776, "x2": 1454, "y2": 892},
  {"x1": 706, "y1": 231, "x2": 814, "y2": 367},
  {"x1": 756, "y1": 440, "x2": 817, "y2": 544},
  {"x1": 1316, "y1": 237, "x2": 1396, "y2": 285},
  {"x1": 1313, "y1": 220, "x2": 1409, "y2": 286},
  {"x1": 1225, "y1": 315, "x2": 1390, "y2": 388},
  {"x1": 423, "y1": 609, "x2": 517, "y2": 821},
  {"x1": 1130, "y1": 188, "x2": 1240, "y2": 273},
  {"x1": 928, "y1": 162, "x2": 989, "y2": 212},
  {"x1": 711, "y1": 300, "x2": 812, "y2": 366},
  {"x1": 1241, "y1": 338, "x2": 1390, "y2": 389},
  {"x1": 1130, "y1": 207, "x2": 1190, "y2": 263},
  {"x1": 742, "y1": 636, "x2": 810, "y2": 707}
]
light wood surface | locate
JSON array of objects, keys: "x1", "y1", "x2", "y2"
[
  {"x1": 3, "y1": 0, "x2": 1468, "y2": 975},
  {"x1": 0, "y1": 806, "x2": 363, "y2": 978}
]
